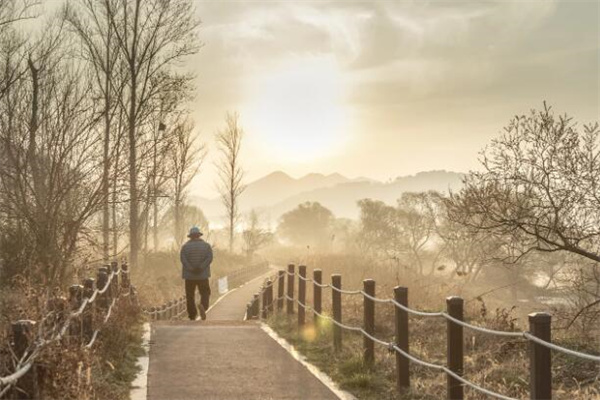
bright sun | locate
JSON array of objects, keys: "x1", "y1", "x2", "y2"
[{"x1": 247, "y1": 57, "x2": 348, "y2": 162}]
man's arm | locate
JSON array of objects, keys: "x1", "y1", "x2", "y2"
[
  {"x1": 180, "y1": 245, "x2": 194, "y2": 271},
  {"x1": 199, "y1": 244, "x2": 213, "y2": 271}
]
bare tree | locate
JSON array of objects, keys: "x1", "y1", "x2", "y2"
[
  {"x1": 396, "y1": 192, "x2": 436, "y2": 274},
  {"x1": 243, "y1": 210, "x2": 272, "y2": 259},
  {"x1": 0, "y1": 1, "x2": 39, "y2": 102},
  {"x1": 215, "y1": 112, "x2": 245, "y2": 253},
  {"x1": 65, "y1": 0, "x2": 125, "y2": 262},
  {"x1": 448, "y1": 104, "x2": 600, "y2": 322},
  {"x1": 448, "y1": 104, "x2": 600, "y2": 265},
  {"x1": 105, "y1": 0, "x2": 200, "y2": 268},
  {"x1": 167, "y1": 120, "x2": 204, "y2": 247},
  {"x1": 0, "y1": 19, "x2": 105, "y2": 284}
]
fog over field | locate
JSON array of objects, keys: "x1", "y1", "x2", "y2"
[{"x1": 0, "y1": 1, "x2": 598, "y2": 399}]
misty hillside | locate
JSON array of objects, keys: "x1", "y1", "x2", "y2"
[{"x1": 191, "y1": 170, "x2": 464, "y2": 223}]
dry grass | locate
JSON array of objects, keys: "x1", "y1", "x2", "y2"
[
  {"x1": 0, "y1": 279, "x2": 144, "y2": 400},
  {"x1": 133, "y1": 249, "x2": 258, "y2": 307},
  {"x1": 267, "y1": 253, "x2": 600, "y2": 400}
]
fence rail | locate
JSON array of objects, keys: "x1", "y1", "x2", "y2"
[
  {"x1": 247, "y1": 264, "x2": 600, "y2": 400},
  {"x1": 0, "y1": 261, "x2": 136, "y2": 399}
]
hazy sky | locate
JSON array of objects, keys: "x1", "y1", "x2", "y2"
[{"x1": 185, "y1": 1, "x2": 598, "y2": 196}]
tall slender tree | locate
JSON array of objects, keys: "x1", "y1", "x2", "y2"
[
  {"x1": 168, "y1": 119, "x2": 204, "y2": 247},
  {"x1": 215, "y1": 112, "x2": 245, "y2": 253},
  {"x1": 65, "y1": 0, "x2": 124, "y2": 262},
  {"x1": 105, "y1": 0, "x2": 200, "y2": 268}
]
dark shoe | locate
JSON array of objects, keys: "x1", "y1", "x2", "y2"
[{"x1": 198, "y1": 303, "x2": 207, "y2": 320}]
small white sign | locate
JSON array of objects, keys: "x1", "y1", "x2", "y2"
[{"x1": 218, "y1": 277, "x2": 229, "y2": 294}]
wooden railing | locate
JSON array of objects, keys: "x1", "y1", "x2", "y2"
[
  {"x1": 248, "y1": 264, "x2": 600, "y2": 400},
  {"x1": 0, "y1": 262, "x2": 135, "y2": 399}
]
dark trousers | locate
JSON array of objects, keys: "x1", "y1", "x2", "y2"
[{"x1": 185, "y1": 279, "x2": 211, "y2": 320}]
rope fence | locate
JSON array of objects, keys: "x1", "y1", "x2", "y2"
[
  {"x1": 245, "y1": 263, "x2": 600, "y2": 400},
  {"x1": 0, "y1": 261, "x2": 135, "y2": 398}
]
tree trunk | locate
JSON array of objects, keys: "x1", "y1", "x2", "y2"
[
  {"x1": 128, "y1": 91, "x2": 138, "y2": 268},
  {"x1": 174, "y1": 198, "x2": 182, "y2": 247},
  {"x1": 153, "y1": 196, "x2": 158, "y2": 251},
  {"x1": 102, "y1": 82, "x2": 110, "y2": 262},
  {"x1": 229, "y1": 203, "x2": 234, "y2": 253}
]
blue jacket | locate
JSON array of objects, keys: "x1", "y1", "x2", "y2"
[{"x1": 180, "y1": 239, "x2": 213, "y2": 280}]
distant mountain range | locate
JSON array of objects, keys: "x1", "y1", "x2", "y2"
[{"x1": 190, "y1": 170, "x2": 465, "y2": 225}]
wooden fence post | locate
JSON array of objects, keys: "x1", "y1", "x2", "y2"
[
  {"x1": 277, "y1": 270, "x2": 285, "y2": 311},
  {"x1": 363, "y1": 279, "x2": 376, "y2": 365},
  {"x1": 394, "y1": 286, "x2": 410, "y2": 391},
  {"x1": 96, "y1": 268, "x2": 108, "y2": 309},
  {"x1": 47, "y1": 296, "x2": 67, "y2": 334},
  {"x1": 313, "y1": 269, "x2": 322, "y2": 325},
  {"x1": 252, "y1": 293, "x2": 260, "y2": 319},
  {"x1": 267, "y1": 281, "x2": 274, "y2": 313},
  {"x1": 69, "y1": 284, "x2": 83, "y2": 341},
  {"x1": 12, "y1": 320, "x2": 38, "y2": 399},
  {"x1": 287, "y1": 264, "x2": 295, "y2": 314},
  {"x1": 332, "y1": 274, "x2": 342, "y2": 352},
  {"x1": 246, "y1": 302, "x2": 252, "y2": 319},
  {"x1": 262, "y1": 283, "x2": 269, "y2": 319},
  {"x1": 529, "y1": 313, "x2": 552, "y2": 400},
  {"x1": 111, "y1": 261, "x2": 119, "y2": 296},
  {"x1": 298, "y1": 265, "x2": 307, "y2": 326},
  {"x1": 446, "y1": 296, "x2": 464, "y2": 400},
  {"x1": 121, "y1": 262, "x2": 130, "y2": 290},
  {"x1": 82, "y1": 278, "x2": 95, "y2": 341}
]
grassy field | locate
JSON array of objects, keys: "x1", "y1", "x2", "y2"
[
  {"x1": 265, "y1": 253, "x2": 600, "y2": 400},
  {"x1": 132, "y1": 249, "x2": 266, "y2": 308}
]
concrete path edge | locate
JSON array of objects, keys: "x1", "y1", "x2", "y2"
[
  {"x1": 129, "y1": 277, "x2": 257, "y2": 400},
  {"x1": 260, "y1": 323, "x2": 357, "y2": 400},
  {"x1": 131, "y1": 322, "x2": 151, "y2": 400}
]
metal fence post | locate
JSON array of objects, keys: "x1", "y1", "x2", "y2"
[
  {"x1": 394, "y1": 286, "x2": 410, "y2": 391},
  {"x1": 332, "y1": 274, "x2": 342, "y2": 352},
  {"x1": 446, "y1": 296, "x2": 464, "y2": 400},
  {"x1": 313, "y1": 269, "x2": 322, "y2": 325},
  {"x1": 277, "y1": 270, "x2": 285, "y2": 311},
  {"x1": 298, "y1": 265, "x2": 307, "y2": 326},
  {"x1": 529, "y1": 312, "x2": 552, "y2": 400},
  {"x1": 363, "y1": 279, "x2": 376, "y2": 365},
  {"x1": 287, "y1": 264, "x2": 295, "y2": 314}
]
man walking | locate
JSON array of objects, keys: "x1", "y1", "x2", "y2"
[{"x1": 180, "y1": 226, "x2": 213, "y2": 320}]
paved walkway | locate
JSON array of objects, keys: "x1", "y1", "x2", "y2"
[{"x1": 147, "y1": 270, "x2": 339, "y2": 400}]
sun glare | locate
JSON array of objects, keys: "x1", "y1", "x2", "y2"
[{"x1": 247, "y1": 57, "x2": 348, "y2": 163}]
